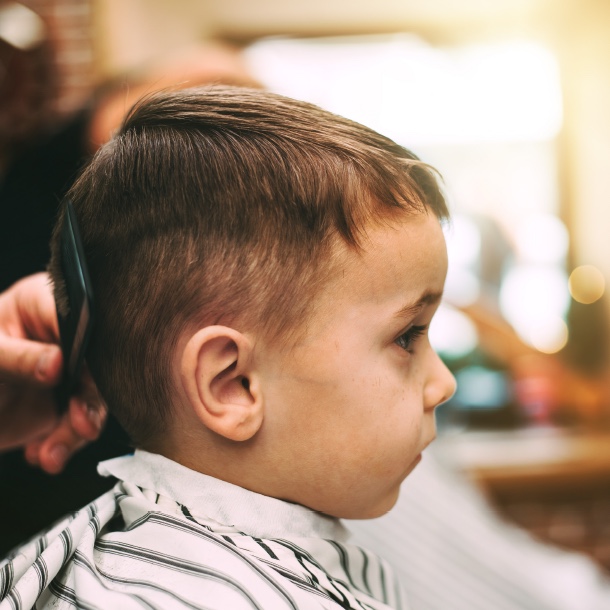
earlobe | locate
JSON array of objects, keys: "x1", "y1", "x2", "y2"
[{"x1": 180, "y1": 327, "x2": 263, "y2": 441}]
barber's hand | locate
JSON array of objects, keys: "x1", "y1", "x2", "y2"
[{"x1": 0, "y1": 273, "x2": 106, "y2": 473}]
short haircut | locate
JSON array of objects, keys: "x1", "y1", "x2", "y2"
[{"x1": 49, "y1": 85, "x2": 448, "y2": 446}]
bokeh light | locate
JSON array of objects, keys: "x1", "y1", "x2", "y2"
[
  {"x1": 569, "y1": 265, "x2": 606, "y2": 304},
  {"x1": 444, "y1": 215, "x2": 481, "y2": 267},
  {"x1": 246, "y1": 37, "x2": 562, "y2": 146},
  {"x1": 500, "y1": 265, "x2": 570, "y2": 353},
  {"x1": 429, "y1": 304, "x2": 478, "y2": 358},
  {"x1": 515, "y1": 213, "x2": 569, "y2": 265},
  {"x1": 528, "y1": 316, "x2": 569, "y2": 354},
  {"x1": 443, "y1": 215, "x2": 482, "y2": 307}
]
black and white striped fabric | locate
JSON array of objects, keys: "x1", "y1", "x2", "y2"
[{"x1": 0, "y1": 451, "x2": 408, "y2": 610}]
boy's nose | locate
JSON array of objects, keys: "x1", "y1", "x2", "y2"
[{"x1": 424, "y1": 349, "x2": 456, "y2": 412}]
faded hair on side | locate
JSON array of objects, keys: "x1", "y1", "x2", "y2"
[{"x1": 49, "y1": 85, "x2": 448, "y2": 446}]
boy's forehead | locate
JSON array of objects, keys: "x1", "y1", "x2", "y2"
[
  {"x1": 340, "y1": 213, "x2": 445, "y2": 284},
  {"x1": 312, "y1": 213, "x2": 447, "y2": 326}
]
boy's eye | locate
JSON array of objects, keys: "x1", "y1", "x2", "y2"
[{"x1": 395, "y1": 325, "x2": 428, "y2": 353}]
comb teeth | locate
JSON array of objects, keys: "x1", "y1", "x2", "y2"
[
  {"x1": 54, "y1": 240, "x2": 74, "y2": 317},
  {"x1": 61, "y1": 236, "x2": 77, "y2": 316}
]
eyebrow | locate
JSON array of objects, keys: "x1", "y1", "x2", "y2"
[{"x1": 393, "y1": 291, "x2": 443, "y2": 320}]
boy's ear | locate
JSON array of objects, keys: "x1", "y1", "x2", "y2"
[{"x1": 180, "y1": 326, "x2": 263, "y2": 441}]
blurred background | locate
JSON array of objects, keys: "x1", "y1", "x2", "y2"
[{"x1": 4, "y1": 0, "x2": 610, "y2": 580}]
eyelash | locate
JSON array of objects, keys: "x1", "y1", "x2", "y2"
[{"x1": 395, "y1": 325, "x2": 428, "y2": 353}]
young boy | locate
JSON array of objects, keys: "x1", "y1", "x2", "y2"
[{"x1": 0, "y1": 85, "x2": 455, "y2": 609}]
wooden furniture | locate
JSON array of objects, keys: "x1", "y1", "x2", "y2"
[{"x1": 437, "y1": 428, "x2": 610, "y2": 571}]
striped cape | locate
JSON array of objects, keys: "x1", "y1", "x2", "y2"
[{"x1": 0, "y1": 451, "x2": 408, "y2": 610}]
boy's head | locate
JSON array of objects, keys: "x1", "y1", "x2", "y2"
[{"x1": 50, "y1": 85, "x2": 455, "y2": 518}]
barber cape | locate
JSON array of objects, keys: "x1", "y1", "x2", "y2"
[{"x1": 0, "y1": 450, "x2": 408, "y2": 610}]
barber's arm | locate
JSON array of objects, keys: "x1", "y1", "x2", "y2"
[{"x1": 0, "y1": 273, "x2": 106, "y2": 473}]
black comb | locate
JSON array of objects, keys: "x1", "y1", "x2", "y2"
[{"x1": 55, "y1": 200, "x2": 95, "y2": 413}]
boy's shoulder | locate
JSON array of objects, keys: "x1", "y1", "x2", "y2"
[{"x1": 0, "y1": 453, "x2": 407, "y2": 610}]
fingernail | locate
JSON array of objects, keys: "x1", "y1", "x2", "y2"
[
  {"x1": 89, "y1": 408, "x2": 102, "y2": 432},
  {"x1": 49, "y1": 444, "x2": 69, "y2": 469},
  {"x1": 36, "y1": 349, "x2": 56, "y2": 381}
]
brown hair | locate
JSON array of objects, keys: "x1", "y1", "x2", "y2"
[{"x1": 49, "y1": 85, "x2": 448, "y2": 446}]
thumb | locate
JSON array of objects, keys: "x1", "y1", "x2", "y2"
[{"x1": 0, "y1": 335, "x2": 63, "y2": 386}]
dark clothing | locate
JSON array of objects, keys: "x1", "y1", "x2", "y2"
[
  {"x1": 1, "y1": 112, "x2": 89, "y2": 290},
  {"x1": 0, "y1": 112, "x2": 129, "y2": 554}
]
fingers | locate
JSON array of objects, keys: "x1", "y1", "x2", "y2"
[
  {"x1": 68, "y1": 396, "x2": 107, "y2": 441},
  {"x1": 0, "y1": 273, "x2": 63, "y2": 385},
  {"x1": 0, "y1": 384, "x2": 57, "y2": 451},
  {"x1": 24, "y1": 438, "x2": 44, "y2": 467},
  {"x1": 0, "y1": 335, "x2": 62, "y2": 386},
  {"x1": 36, "y1": 434, "x2": 76, "y2": 475},
  {"x1": 13, "y1": 272, "x2": 60, "y2": 342},
  {"x1": 25, "y1": 398, "x2": 106, "y2": 474},
  {"x1": 0, "y1": 273, "x2": 106, "y2": 471}
]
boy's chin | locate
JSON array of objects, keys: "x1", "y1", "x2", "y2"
[
  {"x1": 330, "y1": 487, "x2": 402, "y2": 521},
  {"x1": 340, "y1": 458, "x2": 424, "y2": 520}
]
